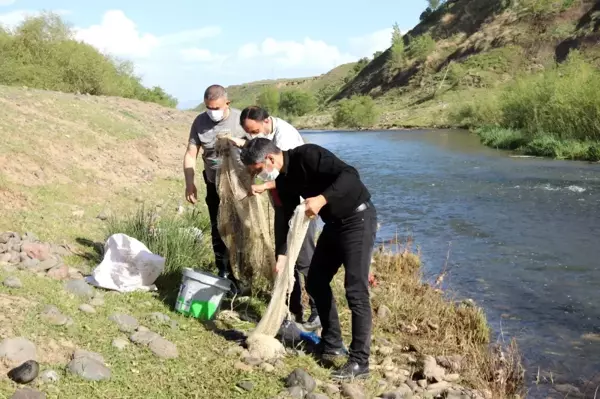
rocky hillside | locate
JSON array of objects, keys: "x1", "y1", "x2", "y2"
[
  {"x1": 0, "y1": 85, "x2": 197, "y2": 244},
  {"x1": 224, "y1": 0, "x2": 600, "y2": 129}
]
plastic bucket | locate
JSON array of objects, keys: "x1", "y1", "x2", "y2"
[{"x1": 175, "y1": 268, "x2": 232, "y2": 321}]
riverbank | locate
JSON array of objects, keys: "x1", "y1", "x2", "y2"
[{"x1": 0, "y1": 201, "x2": 525, "y2": 398}]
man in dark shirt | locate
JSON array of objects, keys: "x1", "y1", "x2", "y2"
[{"x1": 240, "y1": 138, "x2": 377, "y2": 380}]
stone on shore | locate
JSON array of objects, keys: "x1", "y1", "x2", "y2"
[
  {"x1": 109, "y1": 313, "x2": 139, "y2": 332},
  {"x1": 0, "y1": 337, "x2": 37, "y2": 366},
  {"x1": 67, "y1": 350, "x2": 111, "y2": 381},
  {"x1": 3, "y1": 276, "x2": 22, "y2": 288}
]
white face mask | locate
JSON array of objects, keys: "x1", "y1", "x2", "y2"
[
  {"x1": 259, "y1": 168, "x2": 279, "y2": 181},
  {"x1": 207, "y1": 109, "x2": 224, "y2": 122}
]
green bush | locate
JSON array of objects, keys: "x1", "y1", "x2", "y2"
[
  {"x1": 406, "y1": 33, "x2": 436, "y2": 61},
  {"x1": 389, "y1": 22, "x2": 405, "y2": 70},
  {"x1": 257, "y1": 87, "x2": 280, "y2": 115},
  {"x1": 476, "y1": 126, "x2": 528, "y2": 150},
  {"x1": 279, "y1": 90, "x2": 317, "y2": 117},
  {"x1": 105, "y1": 205, "x2": 213, "y2": 289},
  {"x1": 0, "y1": 12, "x2": 177, "y2": 107},
  {"x1": 332, "y1": 95, "x2": 378, "y2": 128}
]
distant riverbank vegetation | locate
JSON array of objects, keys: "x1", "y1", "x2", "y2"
[{"x1": 0, "y1": 12, "x2": 178, "y2": 108}]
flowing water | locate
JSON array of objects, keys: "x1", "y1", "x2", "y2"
[{"x1": 302, "y1": 129, "x2": 600, "y2": 395}]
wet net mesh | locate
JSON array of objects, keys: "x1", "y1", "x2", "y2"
[{"x1": 215, "y1": 136, "x2": 311, "y2": 359}]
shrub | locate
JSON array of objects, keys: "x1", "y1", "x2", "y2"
[
  {"x1": 406, "y1": 33, "x2": 436, "y2": 61},
  {"x1": 389, "y1": 22, "x2": 405, "y2": 70},
  {"x1": 332, "y1": 95, "x2": 378, "y2": 128},
  {"x1": 0, "y1": 12, "x2": 178, "y2": 107},
  {"x1": 257, "y1": 87, "x2": 280, "y2": 115},
  {"x1": 279, "y1": 90, "x2": 317, "y2": 117}
]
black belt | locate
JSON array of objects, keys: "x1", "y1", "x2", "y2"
[{"x1": 354, "y1": 200, "x2": 372, "y2": 214}]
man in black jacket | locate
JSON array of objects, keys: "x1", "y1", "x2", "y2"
[{"x1": 240, "y1": 138, "x2": 377, "y2": 380}]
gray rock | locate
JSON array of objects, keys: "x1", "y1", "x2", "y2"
[
  {"x1": 422, "y1": 355, "x2": 445, "y2": 382},
  {"x1": 19, "y1": 258, "x2": 39, "y2": 270},
  {"x1": 10, "y1": 388, "x2": 46, "y2": 399},
  {"x1": 40, "y1": 305, "x2": 69, "y2": 326},
  {"x1": 3, "y1": 276, "x2": 22, "y2": 288},
  {"x1": 46, "y1": 264, "x2": 69, "y2": 280},
  {"x1": 340, "y1": 383, "x2": 366, "y2": 399},
  {"x1": 435, "y1": 355, "x2": 463, "y2": 372},
  {"x1": 237, "y1": 381, "x2": 254, "y2": 392},
  {"x1": 243, "y1": 356, "x2": 263, "y2": 366},
  {"x1": 285, "y1": 368, "x2": 316, "y2": 393},
  {"x1": 260, "y1": 362, "x2": 275, "y2": 372},
  {"x1": 0, "y1": 232, "x2": 14, "y2": 244},
  {"x1": 109, "y1": 313, "x2": 139, "y2": 332},
  {"x1": 38, "y1": 369, "x2": 60, "y2": 383},
  {"x1": 148, "y1": 312, "x2": 171, "y2": 324},
  {"x1": 137, "y1": 325, "x2": 150, "y2": 332},
  {"x1": 19, "y1": 252, "x2": 29, "y2": 262},
  {"x1": 426, "y1": 381, "x2": 450, "y2": 396},
  {"x1": 9, "y1": 251, "x2": 20, "y2": 263},
  {"x1": 377, "y1": 304, "x2": 392, "y2": 319},
  {"x1": 112, "y1": 338, "x2": 129, "y2": 350},
  {"x1": 0, "y1": 337, "x2": 37, "y2": 366},
  {"x1": 234, "y1": 361, "x2": 253, "y2": 372},
  {"x1": 417, "y1": 380, "x2": 427, "y2": 389},
  {"x1": 149, "y1": 337, "x2": 178, "y2": 359},
  {"x1": 446, "y1": 389, "x2": 471, "y2": 399},
  {"x1": 287, "y1": 386, "x2": 306, "y2": 398},
  {"x1": 380, "y1": 384, "x2": 413, "y2": 398},
  {"x1": 0, "y1": 253, "x2": 12, "y2": 263},
  {"x1": 90, "y1": 297, "x2": 105, "y2": 307},
  {"x1": 67, "y1": 350, "x2": 110, "y2": 381},
  {"x1": 378, "y1": 346, "x2": 394, "y2": 356},
  {"x1": 64, "y1": 280, "x2": 95, "y2": 298},
  {"x1": 130, "y1": 330, "x2": 160, "y2": 345},
  {"x1": 405, "y1": 379, "x2": 419, "y2": 392},
  {"x1": 78, "y1": 304, "x2": 96, "y2": 314},
  {"x1": 3, "y1": 264, "x2": 17, "y2": 272},
  {"x1": 324, "y1": 384, "x2": 340, "y2": 395},
  {"x1": 22, "y1": 232, "x2": 37, "y2": 242},
  {"x1": 97, "y1": 210, "x2": 109, "y2": 221},
  {"x1": 306, "y1": 394, "x2": 330, "y2": 399},
  {"x1": 444, "y1": 373, "x2": 460, "y2": 382}
]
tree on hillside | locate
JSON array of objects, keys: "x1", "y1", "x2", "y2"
[
  {"x1": 279, "y1": 90, "x2": 317, "y2": 117},
  {"x1": 389, "y1": 22, "x2": 404, "y2": 70},
  {"x1": 428, "y1": 0, "x2": 441, "y2": 10},
  {"x1": 257, "y1": 87, "x2": 280, "y2": 114}
]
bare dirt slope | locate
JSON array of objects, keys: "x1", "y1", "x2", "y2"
[{"x1": 0, "y1": 85, "x2": 198, "y2": 243}]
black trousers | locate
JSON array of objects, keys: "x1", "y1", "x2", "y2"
[
  {"x1": 274, "y1": 205, "x2": 319, "y2": 318},
  {"x1": 202, "y1": 170, "x2": 233, "y2": 278},
  {"x1": 306, "y1": 205, "x2": 377, "y2": 365}
]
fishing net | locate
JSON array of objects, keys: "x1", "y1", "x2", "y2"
[
  {"x1": 215, "y1": 135, "x2": 276, "y2": 290},
  {"x1": 247, "y1": 203, "x2": 311, "y2": 359}
]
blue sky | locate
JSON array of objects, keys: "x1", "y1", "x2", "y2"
[{"x1": 0, "y1": 0, "x2": 428, "y2": 108}]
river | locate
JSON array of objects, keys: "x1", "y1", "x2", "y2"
[{"x1": 301, "y1": 128, "x2": 600, "y2": 396}]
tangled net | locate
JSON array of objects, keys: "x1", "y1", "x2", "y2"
[
  {"x1": 246, "y1": 203, "x2": 311, "y2": 359},
  {"x1": 214, "y1": 135, "x2": 312, "y2": 360},
  {"x1": 215, "y1": 135, "x2": 276, "y2": 291}
]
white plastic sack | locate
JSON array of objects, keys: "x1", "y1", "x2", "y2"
[{"x1": 85, "y1": 233, "x2": 165, "y2": 293}]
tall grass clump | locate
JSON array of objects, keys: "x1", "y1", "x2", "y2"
[
  {"x1": 499, "y1": 52, "x2": 600, "y2": 141},
  {"x1": 0, "y1": 12, "x2": 178, "y2": 107},
  {"x1": 105, "y1": 205, "x2": 213, "y2": 290},
  {"x1": 361, "y1": 239, "x2": 525, "y2": 398}
]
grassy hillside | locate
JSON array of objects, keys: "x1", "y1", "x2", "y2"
[{"x1": 227, "y1": 0, "x2": 600, "y2": 160}]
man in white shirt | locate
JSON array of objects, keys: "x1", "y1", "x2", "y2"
[{"x1": 228, "y1": 106, "x2": 321, "y2": 331}]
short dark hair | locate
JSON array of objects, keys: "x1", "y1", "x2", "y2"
[
  {"x1": 240, "y1": 106, "x2": 270, "y2": 126},
  {"x1": 204, "y1": 85, "x2": 227, "y2": 101},
  {"x1": 240, "y1": 138, "x2": 281, "y2": 166}
]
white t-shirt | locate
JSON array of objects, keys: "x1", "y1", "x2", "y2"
[{"x1": 269, "y1": 117, "x2": 306, "y2": 151}]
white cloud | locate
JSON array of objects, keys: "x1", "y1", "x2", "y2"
[
  {"x1": 0, "y1": 9, "x2": 70, "y2": 30},
  {"x1": 349, "y1": 28, "x2": 395, "y2": 58},
  {"x1": 236, "y1": 37, "x2": 354, "y2": 70},
  {"x1": 74, "y1": 10, "x2": 159, "y2": 58},
  {"x1": 180, "y1": 47, "x2": 226, "y2": 64},
  {"x1": 0, "y1": 0, "x2": 16, "y2": 6}
]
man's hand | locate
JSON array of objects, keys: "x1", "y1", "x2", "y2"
[
  {"x1": 249, "y1": 184, "x2": 266, "y2": 196},
  {"x1": 304, "y1": 195, "x2": 327, "y2": 219},
  {"x1": 228, "y1": 137, "x2": 246, "y2": 148},
  {"x1": 274, "y1": 255, "x2": 287, "y2": 274},
  {"x1": 185, "y1": 184, "x2": 198, "y2": 204}
]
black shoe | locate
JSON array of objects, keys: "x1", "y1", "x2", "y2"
[
  {"x1": 319, "y1": 345, "x2": 349, "y2": 366},
  {"x1": 330, "y1": 361, "x2": 370, "y2": 380}
]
